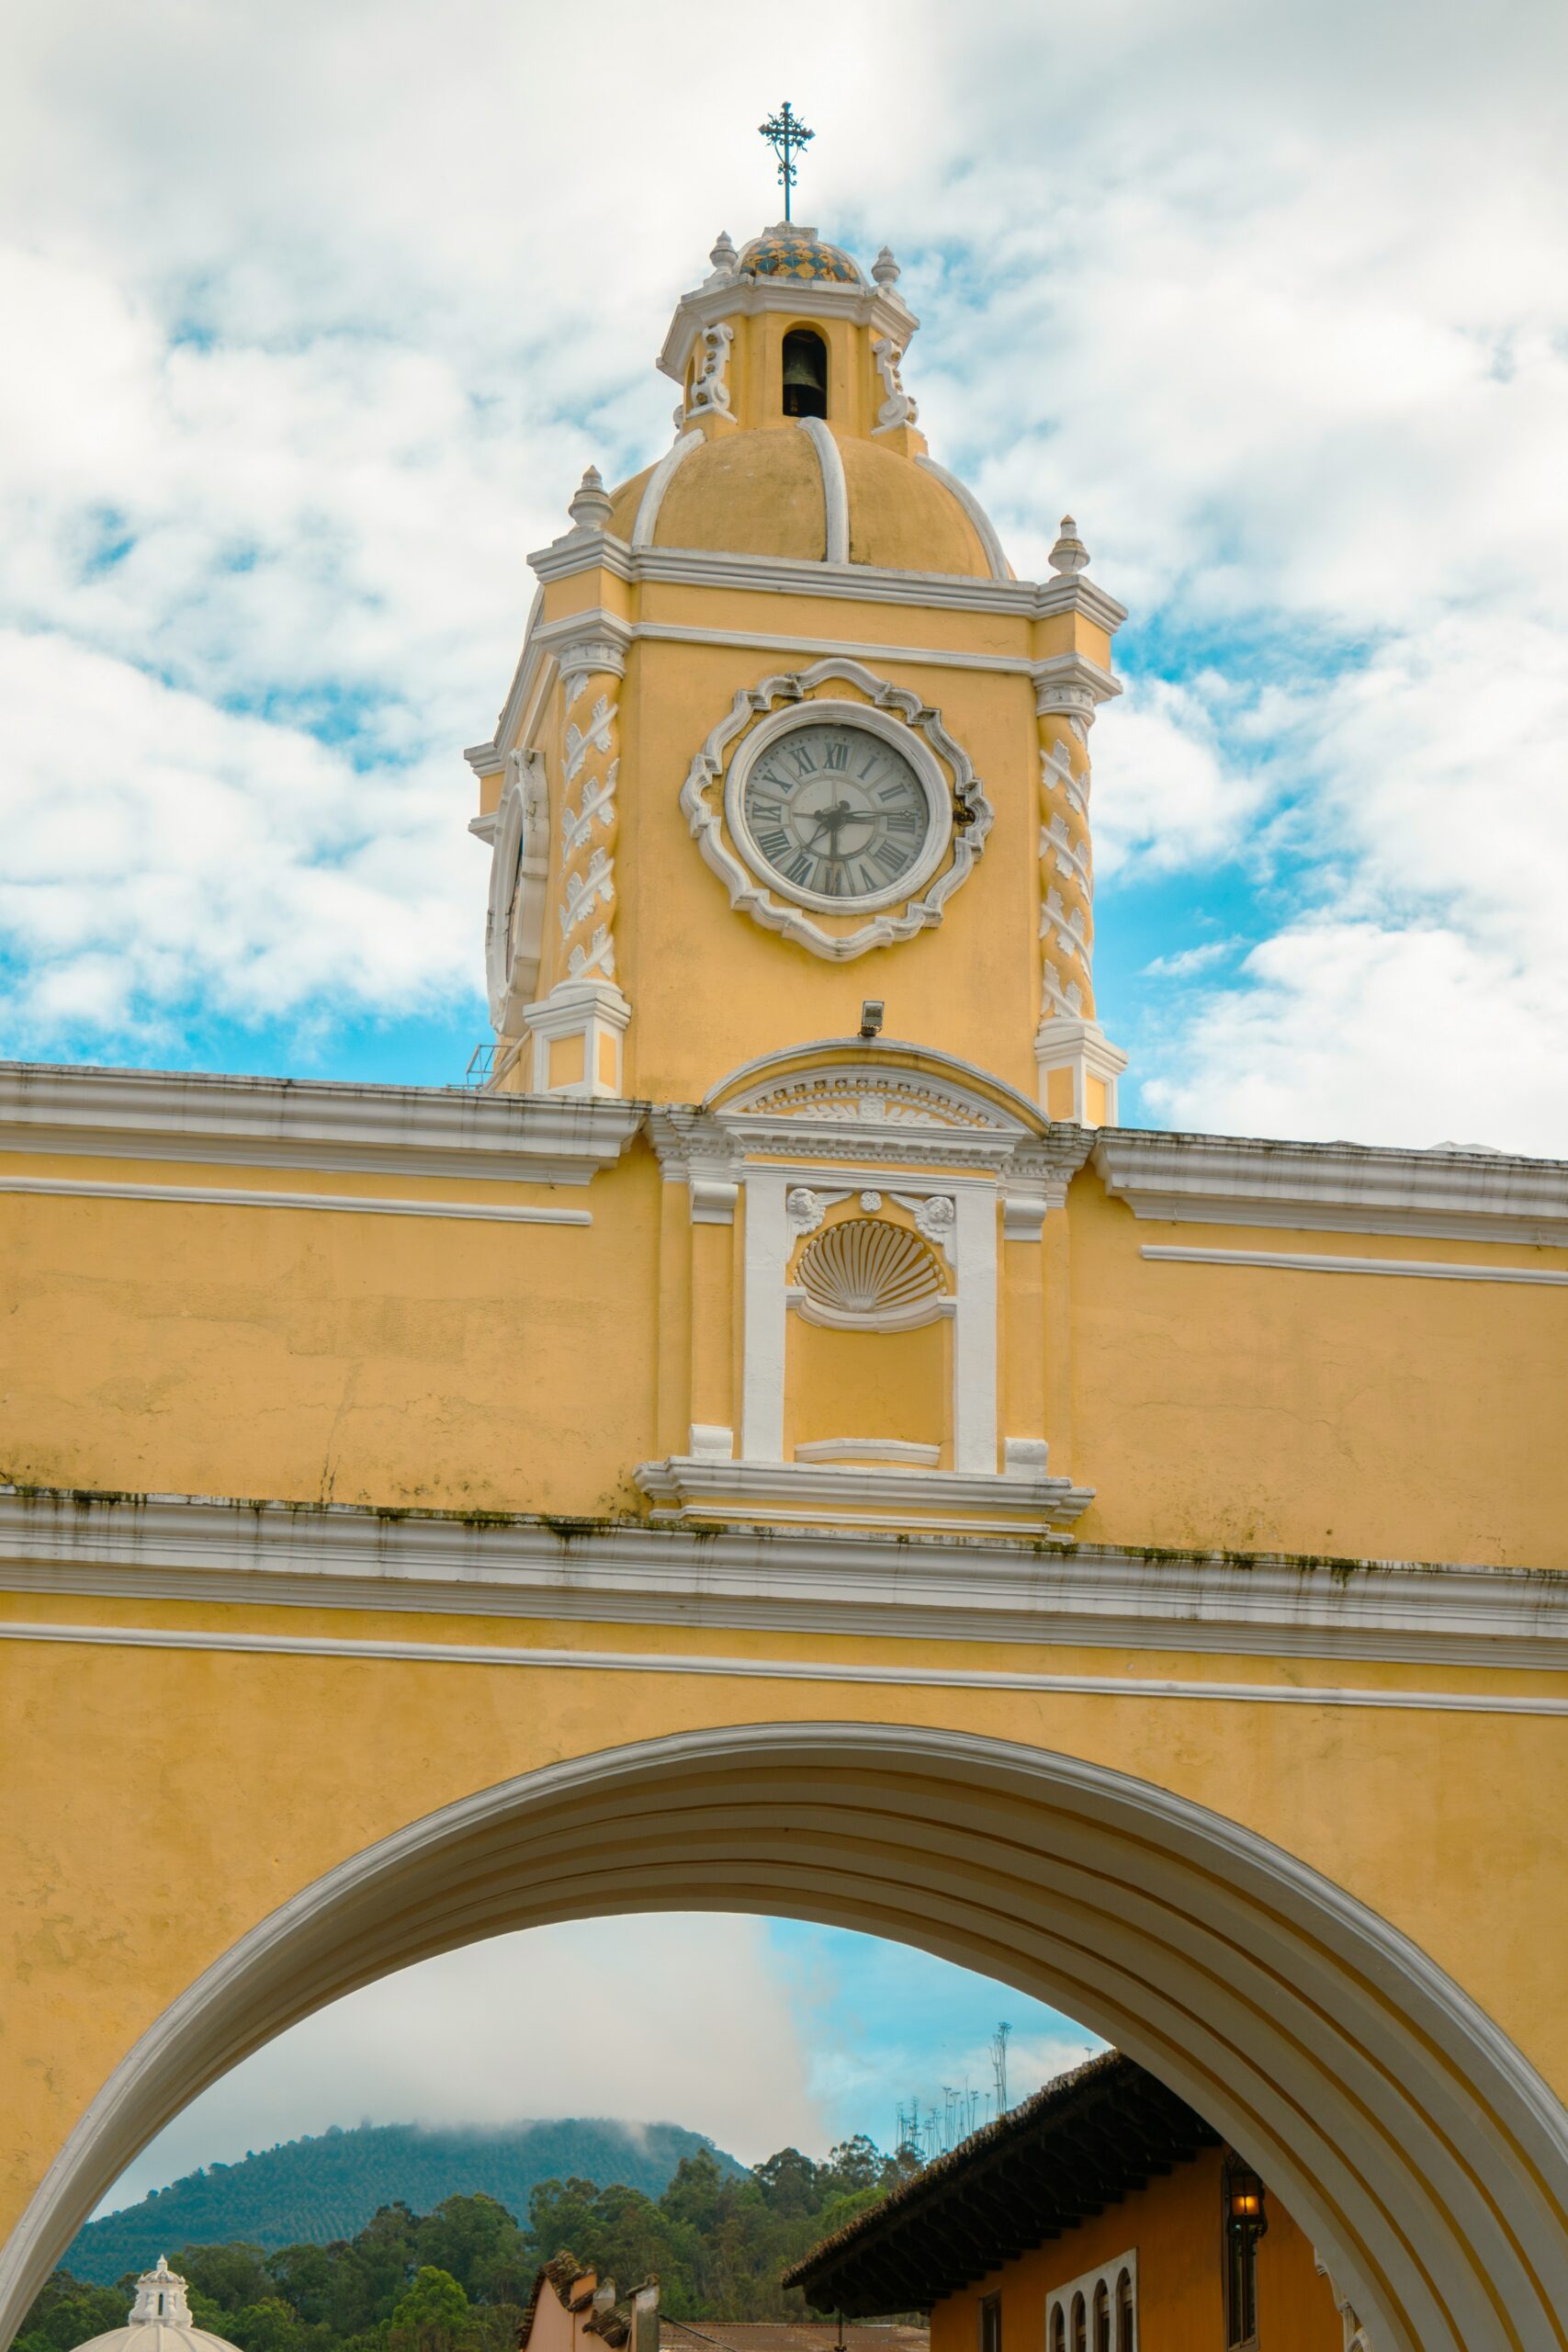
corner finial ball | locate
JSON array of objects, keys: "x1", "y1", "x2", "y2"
[
  {"x1": 568, "y1": 467, "x2": 614, "y2": 531},
  {"x1": 1049, "y1": 515, "x2": 1090, "y2": 576},
  {"x1": 872, "y1": 245, "x2": 901, "y2": 288}
]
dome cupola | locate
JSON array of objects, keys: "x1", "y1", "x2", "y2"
[
  {"x1": 735, "y1": 224, "x2": 864, "y2": 284},
  {"x1": 624, "y1": 224, "x2": 1010, "y2": 582},
  {"x1": 64, "y1": 2259, "x2": 243, "y2": 2352}
]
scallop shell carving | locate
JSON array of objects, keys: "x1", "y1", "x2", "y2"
[{"x1": 796, "y1": 1216, "x2": 944, "y2": 1323}]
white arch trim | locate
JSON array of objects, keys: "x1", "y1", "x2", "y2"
[
  {"x1": 4, "y1": 1724, "x2": 1565, "y2": 2352},
  {"x1": 631, "y1": 429, "x2": 703, "y2": 548},
  {"x1": 916, "y1": 455, "x2": 1011, "y2": 582}
]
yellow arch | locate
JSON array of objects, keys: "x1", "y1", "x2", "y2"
[{"x1": 3, "y1": 1723, "x2": 1564, "y2": 2352}]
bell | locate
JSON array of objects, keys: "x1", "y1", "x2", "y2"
[{"x1": 783, "y1": 346, "x2": 821, "y2": 390}]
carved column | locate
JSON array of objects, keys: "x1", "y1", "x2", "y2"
[
  {"x1": 1032, "y1": 560, "x2": 1128, "y2": 1128},
  {"x1": 523, "y1": 632, "x2": 631, "y2": 1097}
]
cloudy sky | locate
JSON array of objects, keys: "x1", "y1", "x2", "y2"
[
  {"x1": 106, "y1": 1919, "x2": 1099, "y2": 2207},
  {"x1": 5, "y1": 0, "x2": 1567, "y2": 1143},
  {"x1": 9, "y1": 0, "x2": 1567, "y2": 2210}
]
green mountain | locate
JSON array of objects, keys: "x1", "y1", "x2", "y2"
[{"x1": 65, "y1": 2119, "x2": 742, "y2": 2283}]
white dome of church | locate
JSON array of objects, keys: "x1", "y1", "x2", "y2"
[{"x1": 67, "y1": 2259, "x2": 243, "y2": 2352}]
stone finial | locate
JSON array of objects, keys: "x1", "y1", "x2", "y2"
[
  {"x1": 568, "y1": 466, "x2": 613, "y2": 532},
  {"x1": 707, "y1": 230, "x2": 738, "y2": 278},
  {"x1": 872, "y1": 245, "x2": 901, "y2": 288},
  {"x1": 1049, "y1": 515, "x2": 1090, "y2": 576}
]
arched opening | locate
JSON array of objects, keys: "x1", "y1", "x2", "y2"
[
  {"x1": 3, "y1": 1724, "x2": 1566, "y2": 2352},
  {"x1": 782, "y1": 327, "x2": 828, "y2": 418},
  {"x1": 1091, "y1": 2279, "x2": 1109, "y2": 2352},
  {"x1": 1069, "y1": 2291, "x2": 1086, "y2": 2352},
  {"x1": 1049, "y1": 2305, "x2": 1065, "y2": 2352},
  {"x1": 1114, "y1": 2269, "x2": 1133, "y2": 2352}
]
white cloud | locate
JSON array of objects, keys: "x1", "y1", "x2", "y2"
[
  {"x1": 0, "y1": 0, "x2": 1564, "y2": 1132},
  {"x1": 103, "y1": 1917, "x2": 827, "y2": 2210}
]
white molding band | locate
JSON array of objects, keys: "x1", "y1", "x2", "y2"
[
  {"x1": 797, "y1": 416, "x2": 849, "y2": 563},
  {"x1": 4, "y1": 1619, "x2": 1566, "y2": 1717},
  {"x1": 1094, "y1": 1129, "x2": 1568, "y2": 1247},
  {"x1": 4, "y1": 1487, "x2": 1566, "y2": 1672},
  {"x1": 0, "y1": 1177, "x2": 591, "y2": 1227},
  {"x1": 0, "y1": 1063, "x2": 642, "y2": 1187},
  {"x1": 526, "y1": 529, "x2": 1128, "y2": 629},
  {"x1": 1142, "y1": 1243, "x2": 1568, "y2": 1285}
]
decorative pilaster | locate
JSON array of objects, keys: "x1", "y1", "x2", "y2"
[
  {"x1": 523, "y1": 632, "x2": 630, "y2": 1097},
  {"x1": 1032, "y1": 520, "x2": 1128, "y2": 1127}
]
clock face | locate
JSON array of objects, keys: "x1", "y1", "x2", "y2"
[{"x1": 737, "y1": 720, "x2": 938, "y2": 908}]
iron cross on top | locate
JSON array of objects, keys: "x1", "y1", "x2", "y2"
[{"x1": 759, "y1": 101, "x2": 815, "y2": 222}]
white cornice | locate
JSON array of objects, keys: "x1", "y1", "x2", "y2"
[
  {"x1": 525, "y1": 532, "x2": 1125, "y2": 627},
  {"x1": 2, "y1": 1487, "x2": 1565, "y2": 1674},
  {"x1": 0, "y1": 1063, "x2": 643, "y2": 1187},
  {"x1": 1094, "y1": 1129, "x2": 1568, "y2": 1247},
  {"x1": 634, "y1": 1453, "x2": 1097, "y2": 1533}
]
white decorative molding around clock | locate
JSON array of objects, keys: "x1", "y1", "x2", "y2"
[{"x1": 680, "y1": 659, "x2": 992, "y2": 961}]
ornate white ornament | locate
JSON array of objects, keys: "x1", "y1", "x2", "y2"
[
  {"x1": 795, "y1": 1216, "x2": 945, "y2": 1329},
  {"x1": 860, "y1": 1190, "x2": 883, "y2": 1212},
  {"x1": 785, "y1": 1184, "x2": 848, "y2": 1238},
  {"x1": 564, "y1": 693, "x2": 616, "y2": 777},
  {"x1": 871, "y1": 334, "x2": 919, "y2": 431},
  {"x1": 741, "y1": 1076, "x2": 1005, "y2": 1128},
  {"x1": 680, "y1": 659, "x2": 991, "y2": 962},
  {"x1": 892, "y1": 1191, "x2": 956, "y2": 1259},
  {"x1": 687, "y1": 322, "x2": 735, "y2": 419},
  {"x1": 561, "y1": 845, "x2": 614, "y2": 937},
  {"x1": 871, "y1": 245, "x2": 901, "y2": 288},
  {"x1": 706, "y1": 231, "x2": 738, "y2": 281}
]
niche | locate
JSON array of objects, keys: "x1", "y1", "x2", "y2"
[{"x1": 782, "y1": 327, "x2": 829, "y2": 419}]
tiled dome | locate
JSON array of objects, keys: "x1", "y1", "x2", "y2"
[{"x1": 737, "y1": 225, "x2": 863, "y2": 285}]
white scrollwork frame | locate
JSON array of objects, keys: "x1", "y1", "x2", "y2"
[{"x1": 679, "y1": 659, "x2": 992, "y2": 961}]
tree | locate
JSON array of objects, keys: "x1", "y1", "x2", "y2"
[{"x1": 390, "y1": 2267, "x2": 469, "y2": 2352}]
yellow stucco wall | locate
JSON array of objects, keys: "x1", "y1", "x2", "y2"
[{"x1": 3, "y1": 1142, "x2": 1563, "y2": 1566}]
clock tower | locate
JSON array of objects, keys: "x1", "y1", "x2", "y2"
[{"x1": 468, "y1": 220, "x2": 1126, "y2": 1127}]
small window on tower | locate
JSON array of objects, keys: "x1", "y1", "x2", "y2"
[{"x1": 782, "y1": 327, "x2": 828, "y2": 418}]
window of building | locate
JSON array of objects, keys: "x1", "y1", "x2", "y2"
[
  {"x1": 978, "y1": 2292, "x2": 1001, "y2": 2352},
  {"x1": 1046, "y1": 2253, "x2": 1136, "y2": 2352},
  {"x1": 1223, "y1": 2157, "x2": 1268, "y2": 2347},
  {"x1": 781, "y1": 327, "x2": 828, "y2": 418}
]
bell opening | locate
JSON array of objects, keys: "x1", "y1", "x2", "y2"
[{"x1": 782, "y1": 327, "x2": 828, "y2": 419}]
